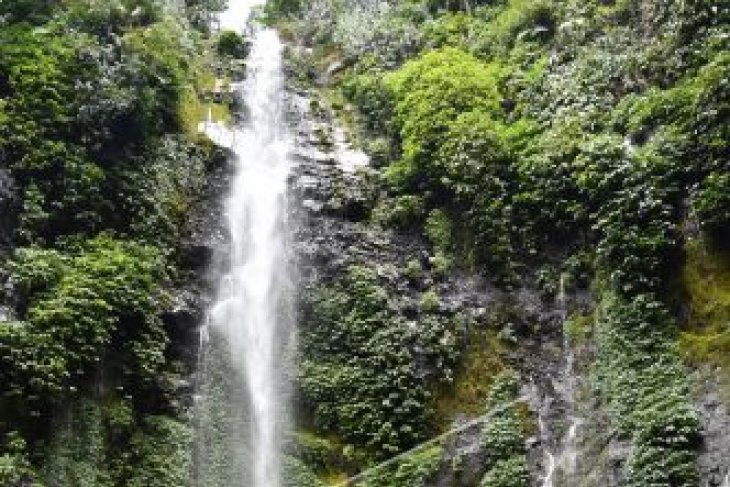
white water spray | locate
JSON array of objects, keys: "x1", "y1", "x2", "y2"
[{"x1": 196, "y1": 2, "x2": 293, "y2": 486}]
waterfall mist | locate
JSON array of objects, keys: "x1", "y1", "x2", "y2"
[{"x1": 194, "y1": 2, "x2": 296, "y2": 486}]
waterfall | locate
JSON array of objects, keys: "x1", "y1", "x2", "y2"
[
  {"x1": 195, "y1": 2, "x2": 294, "y2": 486},
  {"x1": 540, "y1": 273, "x2": 581, "y2": 487}
]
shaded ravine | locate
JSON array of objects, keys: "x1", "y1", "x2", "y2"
[{"x1": 194, "y1": 2, "x2": 295, "y2": 486}]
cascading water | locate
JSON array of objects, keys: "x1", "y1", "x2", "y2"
[
  {"x1": 195, "y1": 2, "x2": 295, "y2": 486},
  {"x1": 540, "y1": 273, "x2": 582, "y2": 487}
]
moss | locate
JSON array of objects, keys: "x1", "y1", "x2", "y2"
[
  {"x1": 404, "y1": 259, "x2": 424, "y2": 281},
  {"x1": 357, "y1": 444, "x2": 442, "y2": 487},
  {"x1": 424, "y1": 209, "x2": 453, "y2": 253},
  {"x1": 179, "y1": 41, "x2": 234, "y2": 134},
  {"x1": 431, "y1": 251, "x2": 452, "y2": 278},
  {"x1": 433, "y1": 330, "x2": 506, "y2": 429},
  {"x1": 420, "y1": 289, "x2": 440, "y2": 313},
  {"x1": 563, "y1": 312, "x2": 593, "y2": 342},
  {"x1": 292, "y1": 430, "x2": 356, "y2": 482},
  {"x1": 321, "y1": 471, "x2": 349, "y2": 486},
  {"x1": 679, "y1": 237, "x2": 730, "y2": 401}
]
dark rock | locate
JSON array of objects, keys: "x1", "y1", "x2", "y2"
[
  {"x1": 693, "y1": 368, "x2": 730, "y2": 486},
  {"x1": 0, "y1": 168, "x2": 18, "y2": 253}
]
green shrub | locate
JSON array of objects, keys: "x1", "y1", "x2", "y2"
[
  {"x1": 342, "y1": 72, "x2": 396, "y2": 137},
  {"x1": 479, "y1": 372, "x2": 528, "y2": 487},
  {"x1": 372, "y1": 195, "x2": 425, "y2": 229},
  {"x1": 217, "y1": 31, "x2": 249, "y2": 58},
  {"x1": 386, "y1": 48, "x2": 502, "y2": 178},
  {"x1": 479, "y1": 457, "x2": 529, "y2": 487},
  {"x1": 121, "y1": 416, "x2": 192, "y2": 487},
  {"x1": 358, "y1": 445, "x2": 442, "y2": 487},
  {"x1": 420, "y1": 290, "x2": 440, "y2": 313},
  {"x1": 2, "y1": 236, "x2": 168, "y2": 399},
  {"x1": 298, "y1": 266, "x2": 462, "y2": 461},
  {"x1": 475, "y1": 0, "x2": 556, "y2": 56},
  {"x1": 694, "y1": 172, "x2": 730, "y2": 242},
  {"x1": 0, "y1": 432, "x2": 41, "y2": 487},
  {"x1": 596, "y1": 294, "x2": 700, "y2": 486}
]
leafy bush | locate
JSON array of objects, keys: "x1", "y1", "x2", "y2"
[
  {"x1": 386, "y1": 47, "x2": 502, "y2": 181},
  {"x1": 0, "y1": 432, "x2": 41, "y2": 487},
  {"x1": 358, "y1": 445, "x2": 442, "y2": 487},
  {"x1": 2, "y1": 236, "x2": 168, "y2": 400},
  {"x1": 479, "y1": 457, "x2": 530, "y2": 487},
  {"x1": 694, "y1": 172, "x2": 730, "y2": 242},
  {"x1": 480, "y1": 372, "x2": 528, "y2": 487},
  {"x1": 120, "y1": 416, "x2": 192, "y2": 487},
  {"x1": 596, "y1": 294, "x2": 700, "y2": 486},
  {"x1": 341, "y1": 71, "x2": 396, "y2": 138},
  {"x1": 217, "y1": 31, "x2": 249, "y2": 58},
  {"x1": 474, "y1": 0, "x2": 556, "y2": 57},
  {"x1": 298, "y1": 265, "x2": 462, "y2": 461}
]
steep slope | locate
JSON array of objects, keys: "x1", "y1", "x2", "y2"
[
  {"x1": 269, "y1": 0, "x2": 729, "y2": 485},
  {"x1": 0, "y1": 1, "x2": 233, "y2": 484}
]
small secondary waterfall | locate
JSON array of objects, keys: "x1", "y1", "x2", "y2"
[
  {"x1": 195, "y1": 2, "x2": 295, "y2": 487},
  {"x1": 540, "y1": 274, "x2": 581, "y2": 487}
]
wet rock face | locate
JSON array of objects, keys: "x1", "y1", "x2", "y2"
[
  {"x1": 0, "y1": 169, "x2": 19, "y2": 321},
  {"x1": 169, "y1": 145, "x2": 234, "y2": 379},
  {"x1": 282, "y1": 77, "x2": 609, "y2": 485},
  {"x1": 0, "y1": 168, "x2": 17, "y2": 254},
  {"x1": 695, "y1": 369, "x2": 730, "y2": 487}
]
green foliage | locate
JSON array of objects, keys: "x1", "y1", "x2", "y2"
[
  {"x1": 291, "y1": 432, "x2": 343, "y2": 475},
  {"x1": 292, "y1": 0, "x2": 726, "y2": 483},
  {"x1": 479, "y1": 457, "x2": 529, "y2": 487},
  {"x1": 476, "y1": 0, "x2": 556, "y2": 57},
  {"x1": 0, "y1": 0, "x2": 54, "y2": 24},
  {"x1": 2, "y1": 236, "x2": 167, "y2": 399},
  {"x1": 0, "y1": 0, "x2": 217, "y2": 483},
  {"x1": 0, "y1": 432, "x2": 42, "y2": 487},
  {"x1": 436, "y1": 111, "x2": 514, "y2": 273},
  {"x1": 118, "y1": 416, "x2": 192, "y2": 487},
  {"x1": 386, "y1": 47, "x2": 502, "y2": 183},
  {"x1": 479, "y1": 372, "x2": 528, "y2": 487},
  {"x1": 119, "y1": 18, "x2": 197, "y2": 137},
  {"x1": 42, "y1": 399, "x2": 191, "y2": 487},
  {"x1": 282, "y1": 456, "x2": 324, "y2": 487},
  {"x1": 596, "y1": 294, "x2": 700, "y2": 486},
  {"x1": 372, "y1": 194, "x2": 425, "y2": 229},
  {"x1": 420, "y1": 290, "x2": 440, "y2": 313},
  {"x1": 695, "y1": 172, "x2": 730, "y2": 242},
  {"x1": 423, "y1": 209, "x2": 454, "y2": 252},
  {"x1": 341, "y1": 71, "x2": 396, "y2": 138},
  {"x1": 358, "y1": 445, "x2": 442, "y2": 487},
  {"x1": 111, "y1": 136, "x2": 216, "y2": 247},
  {"x1": 0, "y1": 6, "x2": 205, "y2": 245},
  {"x1": 422, "y1": 12, "x2": 488, "y2": 51},
  {"x1": 298, "y1": 265, "x2": 462, "y2": 461},
  {"x1": 44, "y1": 400, "x2": 109, "y2": 487},
  {"x1": 217, "y1": 31, "x2": 249, "y2": 58},
  {"x1": 265, "y1": 0, "x2": 302, "y2": 17}
]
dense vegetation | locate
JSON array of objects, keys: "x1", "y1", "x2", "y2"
[
  {"x1": 1, "y1": 0, "x2": 727, "y2": 485},
  {"x1": 269, "y1": 0, "x2": 728, "y2": 484},
  {"x1": 0, "y1": 0, "x2": 226, "y2": 484}
]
